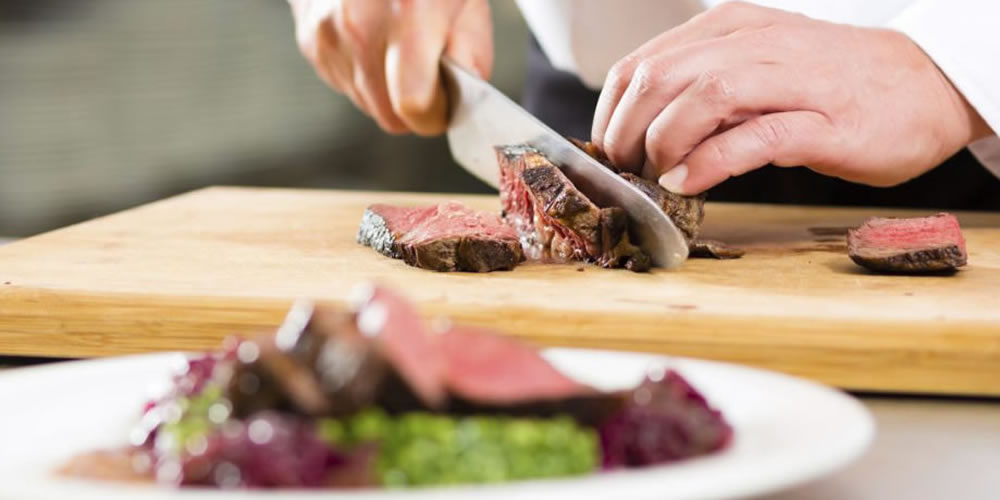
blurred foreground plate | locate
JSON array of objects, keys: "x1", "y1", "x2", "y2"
[{"x1": 0, "y1": 349, "x2": 873, "y2": 500}]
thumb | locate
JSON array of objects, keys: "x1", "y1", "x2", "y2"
[
  {"x1": 385, "y1": 0, "x2": 469, "y2": 136},
  {"x1": 656, "y1": 111, "x2": 834, "y2": 195}
]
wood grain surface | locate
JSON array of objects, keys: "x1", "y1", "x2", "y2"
[{"x1": 1, "y1": 187, "x2": 998, "y2": 395}]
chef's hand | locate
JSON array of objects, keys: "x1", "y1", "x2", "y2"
[
  {"x1": 591, "y1": 1, "x2": 993, "y2": 195},
  {"x1": 288, "y1": 0, "x2": 493, "y2": 135}
]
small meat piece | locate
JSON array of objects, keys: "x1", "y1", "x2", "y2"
[
  {"x1": 847, "y1": 213, "x2": 967, "y2": 273},
  {"x1": 619, "y1": 173, "x2": 705, "y2": 242},
  {"x1": 571, "y1": 138, "x2": 706, "y2": 242},
  {"x1": 357, "y1": 202, "x2": 523, "y2": 272},
  {"x1": 689, "y1": 239, "x2": 745, "y2": 259},
  {"x1": 496, "y1": 145, "x2": 650, "y2": 271}
]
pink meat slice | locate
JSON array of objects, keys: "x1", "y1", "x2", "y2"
[
  {"x1": 354, "y1": 285, "x2": 448, "y2": 408},
  {"x1": 395, "y1": 202, "x2": 519, "y2": 245},
  {"x1": 439, "y1": 325, "x2": 594, "y2": 404},
  {"x1": 365, "y1": 202, "x2": 519, "y2": 246},
  {"x1": 849, "y1": 213, "x2": 966, "y2": 255},
  {"x1": 847, "y1": 213, "x2": 968, "y2": 272},
  {"x1": 365, "y1": 203, "x2": 439, "y2": 234},
  {"x1": 359, "y1": 202, "x2": 523, "y2": 272}
]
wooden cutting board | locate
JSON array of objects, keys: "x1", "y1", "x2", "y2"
[{"x1": 1, "y1": 187, "x2": 998, "y2": 396}]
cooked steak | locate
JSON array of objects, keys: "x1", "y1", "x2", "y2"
[
  {"x1": 439, "y1": 325, "x2": 596, "y2": 404},
  {"x1": 225, "y1": 284, "x2": 731, "y2": 459},
  {"x1": 570, "y1": 138, "x2": 706, "y2": 242},
  {"x1": 619, "y1": 173, "x2": 705, "y2": 242},
  {"x1": 496, "y1": 145, "x2": 651, "y2": 271},
  {"x1": 847, "y1": 213, "x2": 967, "y2": 273},
  {"x1": 357, "y1": 202, "x2": 523, "y2": 272},
  {"x1": 228, "y1": 285, "x2": 626, "y2": 425},
  {"x1": 439, "y1": 324, "x2": 627, "y2": 426},
  {"x1": 229, "y1": 288, "x2": 448, "y2": 418},
  {"x1": 689, "y1": 239, "x2": 745, "y2": 259}
]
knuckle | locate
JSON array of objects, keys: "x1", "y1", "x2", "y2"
[
  {"x1": 706, "y1": 138, "x2": 733, "y2": 166},
  {"x1": 645, "y1": 122, "x2": 681, "y2": 164},
  {"x1": 751, "y1": 117, "x2": 789, "y2": 154},
  {"x1": 340, "y1": 5, "x2": 371, "y2": 51},
  {"x1": 714, "y1": 1, "x2": 753, "y2": 17},
  {"x1": 630, "y1": 61, "x2": 665, "y2": 98},
  {"x1": 693, "y1": 70, "x2": 735, "y2": 109},
  {"x1": 606, "y1": 56, "x2": 639, "y2": 93},
  {"x1": 748, "y1": 25, "x2": 787, "y2": 48}
]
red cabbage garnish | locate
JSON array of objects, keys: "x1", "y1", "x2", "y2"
[
  {"x1": 160, "y1": 411, "x2": 368, "y2": 488},
  {"x1": 598, "y1": 371, "x2": 732, "y2": 468}
]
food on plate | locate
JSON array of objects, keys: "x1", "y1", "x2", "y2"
[
  {"x1": 689, "y1": 239, "x2": 746, "y2": 260},
  {"x1": 847, "y1": 213, "x2": 967, "y2": 273},
  {"x1": 63, "y1": 285, "x2": 732, "y2": 489},
  {"x1": 357, "y1": 202, "x2": 523, "y2": 272}
]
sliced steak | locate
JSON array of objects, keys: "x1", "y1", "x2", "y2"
[
  {"x1": 229, "y1": 287, "x2": 448, "y2": 418},
  {"x1": 357, "y1": 202, "x2": 523, "y2": 272},
  {"x1": 438, "y1": 324, "x2": 625, "y2": 426},
  {"x1": 618, "y1": 173, "x2": 705, "y2": 242},
  {"x1": 689, "y1": 239, "x2": 745, "y2": 259},
  {"x1": 847, "y1": 213, "x2": 967, "y2": 273},
  {"x1": 570, "y1": 138, "x2": 706, "y2": 242},
  {"x1": 496, "y1": 145, "x2": 651, "y2": 271},
  {"x1": 352, "y1": 285, "x2": 448, "y2": 409},
  {"x1": 439, "y1": 325, "x2": 594, "y2": 404},
  {"x1": 229, "y1": 285, "x2": 624, "y2": 425}
]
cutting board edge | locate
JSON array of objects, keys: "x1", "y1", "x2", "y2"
[{"x1": 1, "y1": 286, "x2": 998, "y2": 397}]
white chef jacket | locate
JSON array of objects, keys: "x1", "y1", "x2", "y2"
[{"x1": 514, "y1": 0, "x2": 1000, "y2": 178}]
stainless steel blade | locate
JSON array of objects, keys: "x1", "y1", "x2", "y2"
[{"x1": 441, "y1": 59, "x2": 689, "y2": 268}]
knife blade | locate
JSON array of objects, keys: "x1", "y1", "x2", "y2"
[{"x1": 440, "y1": 58, "x2": 689, "y2": 269}]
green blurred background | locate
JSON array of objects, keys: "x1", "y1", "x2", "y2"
[{"x1": 0, "y1": 0, "x2": 529, "y2": 237}]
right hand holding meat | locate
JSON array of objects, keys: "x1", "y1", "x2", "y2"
[{"x1": 288, "y1": 0, "x2": 493, "y2": 136}]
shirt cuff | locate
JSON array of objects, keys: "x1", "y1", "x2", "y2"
[{"x1": 888, "y1": 0, "x2": 1000, "y2": 177}]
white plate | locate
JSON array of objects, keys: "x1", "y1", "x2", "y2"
[{"x1": 0, "y1": 349, "x2": 873, "y2": 500}]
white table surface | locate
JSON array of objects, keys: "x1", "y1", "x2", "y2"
[{"x1": 762, "y1": 396, "x2": 1000, "y2": 500}]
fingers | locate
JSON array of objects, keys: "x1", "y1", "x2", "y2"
[
  {"x1": 293, "y1": 0, "x2": 366, "y2": 111},
  {"x1": 291, "y1": 0, "x2": 485, "y2": 135},
  {"x1": 600, "y1": 38, "x2": 788, "y2": 171},
  {"x1": 313, "y1": 14, "x2": 366, "y2": 112},
  {"x1": 386, "y1": 0, "x2": 471, "y2": 136},
  {"x1": 657, "y1": 111, "x2": 835, "y2": 195},
  {"x1": 592, "y1": 1, "x2": 779, "y2": 150},
  {"x1": 642, "y1": 63, "x2": 811, "y2": 177},
  {"x1": 337, "y1": 0, "x2": 408, "y2": 133},
  {"x1": 445, "y1": 0, "x2": 494, "y2": 80}
]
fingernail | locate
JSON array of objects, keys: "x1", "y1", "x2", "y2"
[{"x1": 658, "y1": 164, "x2": 688, "y2": 194}]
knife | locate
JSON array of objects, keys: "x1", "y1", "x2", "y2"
[{"x1": 440, "y1": 58, "x2": 689, "y2": 269}]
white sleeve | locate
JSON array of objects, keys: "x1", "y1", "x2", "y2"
[{"x1": 888, "y1": 0, "x2": 1000, "y2": 178}]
